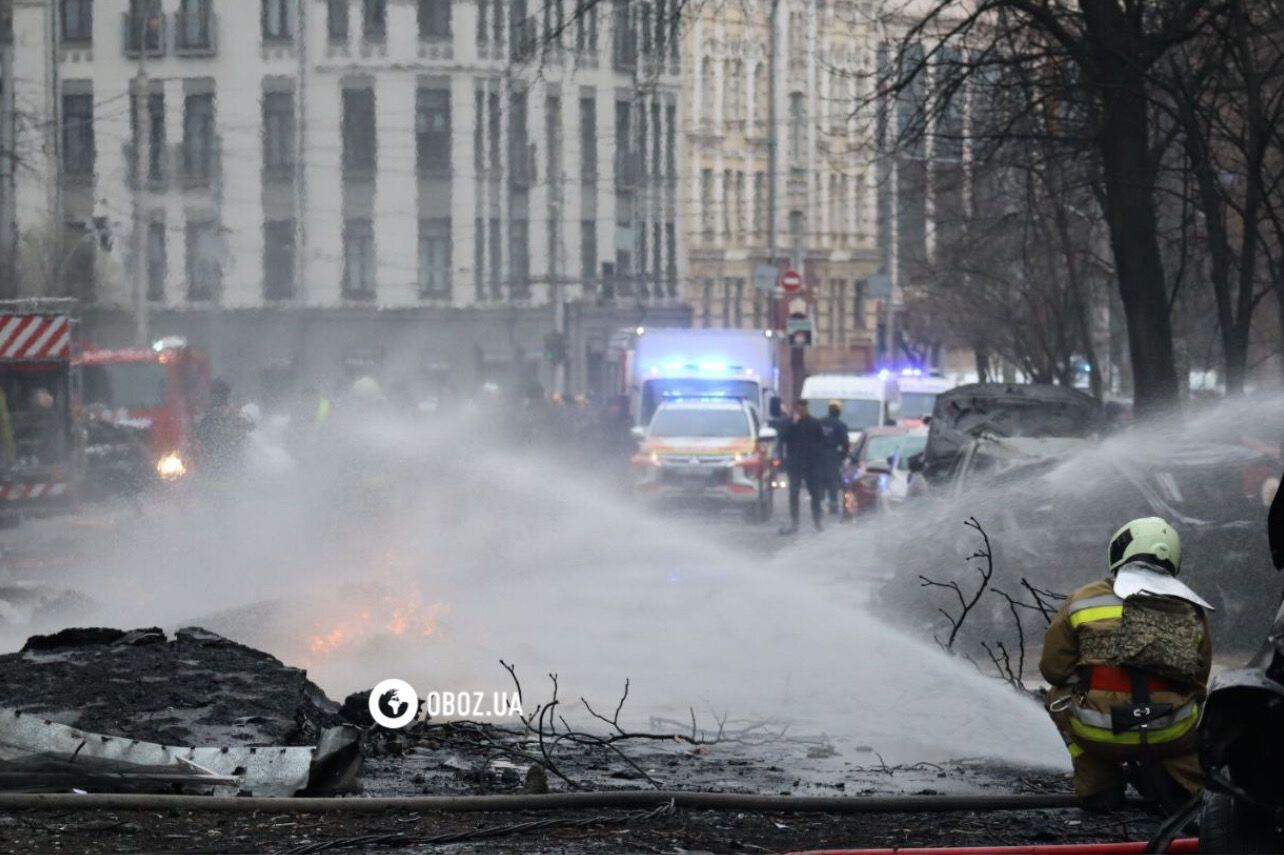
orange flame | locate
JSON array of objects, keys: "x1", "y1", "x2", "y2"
[{"x1": 307, "y1": 596, "x2": 447, "y2": 657}]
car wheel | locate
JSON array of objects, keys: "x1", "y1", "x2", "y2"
[{"x1": 1200, "y1": 790, "x2": 1281, "y2": 854}]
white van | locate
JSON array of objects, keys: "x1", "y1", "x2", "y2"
[{"x1": 800, "y1": 373, "x2": 901, "y2": 442}]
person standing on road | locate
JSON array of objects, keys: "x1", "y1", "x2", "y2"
[
  {"x1": 778, "y1": 399, "x2": 825, "y2": 534},
  {"x1": 818, "y1": 400, "x2": 851, "y2": 516},
  {"x1": 1040, "y1": 517, "x2": 1212, "y2": 815}
]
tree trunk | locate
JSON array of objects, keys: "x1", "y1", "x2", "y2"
[{"x1": 1095, "y1": 77, "x2": 1180, "y2": 415}]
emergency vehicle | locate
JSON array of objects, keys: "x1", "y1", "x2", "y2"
[
  {"x1": 0, "y1": 302, "x2": 82, "y2": 522},
  {"x1": 632, "y1": 399, "x2": 778, "y2": 521},
  {"x1": 800, "y1": 372, "x2": 901, "y2": 445},
  {"x1": 896, "y1": 371, "x2": 955, "y2": 424},
  {"x1": 607, "y1": 327, "x2": 781, "y2": 426},
  {"x1": 81, "y1": 338, "x2": 210, "y2": 482}
]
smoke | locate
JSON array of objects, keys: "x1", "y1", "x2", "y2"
[{"x1": 4, "y1": 394, "x2": 1278, "y2": 769}]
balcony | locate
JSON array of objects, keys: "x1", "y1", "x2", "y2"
[
  {"x1": 508, "y1": 142, "x2": 536, "y2": 188},
  {"x1": 122, "y1": 141, "x2": 169, "y2": 190},
  {"x1": 173, "y1": 11, "x2": 217, "y2": 57},
  {"x1": 122, "y1": 13, "x2": 166, "y2": 57},
  {"x1": 174, "y1": 137, "x2": 221, "y2": 189}
]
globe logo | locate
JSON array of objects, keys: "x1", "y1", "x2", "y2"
[{"x1": 368, "y1": 678, "x2": 419, "y2": 729}]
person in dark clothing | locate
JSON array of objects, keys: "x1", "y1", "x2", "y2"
[
  {"x1": 818, "y1": 400, "x2": 851, "y2": 516},
  {"x1": 195, "y1": 378, "x2": 250, "y2": 478},
  {"x1": 779, "y1": 399, "x2": 826, "y2": 534}
]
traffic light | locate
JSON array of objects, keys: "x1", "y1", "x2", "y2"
[{"x1": 543, "y1": 331, "x2": 568, "y2": 364}]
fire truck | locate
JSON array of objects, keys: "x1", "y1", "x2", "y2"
[
  {"x1": 81, "y1": 337, "x2": 210, "y2": 482},
  {"x1": 0, "y1": 301, "x2": 82, "y2": 523}
]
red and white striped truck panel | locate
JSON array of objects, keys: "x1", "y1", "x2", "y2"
[
  {"x1": 0, "y1": 482, "x2": 68, "y2": 501},
  {"x1": 0, "y1": 314, "x2": 72, "y2": 361}
]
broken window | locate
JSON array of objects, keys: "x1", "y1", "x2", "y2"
[
  {"x1": 328, "y1": 0, "x2": 348, "y2": 41},
  {"x1": 182, "y1": 93, "x2": 215, "y2": 184},
  {"x1": 146, "y1": 220, "x2": 166, "y2": 302},
  {"x1": 185, "y1": 221, "x2": 222, "y2": 301},
  {"x1": 363, "y1": 0, "x2": 386, "y2": 41},
  {"x1": 262, "y1": 0, "x2": 290, "y2": 41},
  {"x1": 61, "y1": 92, "x2": 94, "y2": 177},
  {"x1": 262, "y1": 91, "x2": 294, "y2": 175},
  {"x1": 61, "y1": 0, "x2": 92, "y2": 44},
  {"x1": 342, "y1": 218, "x2": 376, "y2": 299},
  {"x1": 342, "y1": 87, "x2": 377, "y2": 175},
  {"x1": 263, "y1": 220, "x2": 295, "y2": 300},
  {"x1": 418, "y1": 0, "x2": 450, "y2": 39},
  {"x1": 416, "y1": 88, "x2": 450, "y2": 174},
  {"x1": 418, "y1": 219, "x2": 451, "y2": 298}
]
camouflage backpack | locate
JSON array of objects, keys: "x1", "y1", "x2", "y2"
[{"x1": 1114, "y1": 594, "x2": 1204, "y2": 684}]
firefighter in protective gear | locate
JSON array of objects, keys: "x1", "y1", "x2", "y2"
[{"x1": 1040, "y1": 517, "x2": 1212, "y2": 813}]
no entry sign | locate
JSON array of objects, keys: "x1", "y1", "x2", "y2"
[{"x1": 779, "y1": 270, "x2": 803, "y2": 293}]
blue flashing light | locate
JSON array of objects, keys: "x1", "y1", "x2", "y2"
[
  {"x1": 900, "y1": 367, "x2": 923, "y2": 377},
  {"x1": 664, "y1": 361, "x2": 684, "y2": 372},
  {"x1": 878, "y1": 368, "x2": 891, "y2": 380},
  {"x1": 700, "y1": 360, "x2": 728, "y2": 373}
]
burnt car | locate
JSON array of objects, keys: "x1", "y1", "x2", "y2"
[{"x1": 920, "y1": 383, "x2": 1105, "y2": 489}]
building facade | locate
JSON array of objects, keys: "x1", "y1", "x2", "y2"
[
  {"x1": 6, "y1": 0, "x2": 687, "y2": 396},
  {"x1": 683, "y1": 0, "x2": 880, "y2": 373}
]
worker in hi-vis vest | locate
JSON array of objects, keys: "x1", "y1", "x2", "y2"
[{"x1": 1041, "y1": 517, "x2": 1212, "y2": 814}]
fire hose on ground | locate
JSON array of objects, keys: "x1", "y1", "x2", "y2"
[
  {"x1": 0, "y1": 791, "x2": 1090, "y2": 814},
  {"x1": 0, "y1": 792, "x2": 1201, "y2": 853}
]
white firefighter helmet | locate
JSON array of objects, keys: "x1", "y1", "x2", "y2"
[{"x1": 1108, "y1": 516, "x2": 1182, "y2": 575}]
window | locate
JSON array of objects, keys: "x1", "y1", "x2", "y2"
[
  {"x1": 342, "y1": 218, "x2": 376, "y2": 298},
  {"x1": 328, "y1": 0, "x2": 348, "y2": 41},
  {"x1": 789, "y1": 92, "x2": 805, "y2": 162},
  {"x1": 416, "y1": 88, "x2": 450, "y2": 173},
  {"x1": 182, "y1": 93, "x2": 215, "y2": 184},
  {"x1": 61, "y1": 0, "x2": 92, "y2": 44},
  {"x1": 262, "y1": 91, "x2": 294, "y2": 175},
  {"x1": 700, "y1": 58, "x2": 715, "y2": 121},
  {"x1": 664, "y1": 221, "x2": 675, "y2": 293},
  {"x1": 418, "y1": 219, "x2": 451, "y2": 297},
  {"x1": 753, "y1": 62, "x2": 768, "y2": 131},
  {"x1": 612, "y1": 0, "x2": 636, "y2": 69},
  {"x1": 342, "y1": 87, "x2": 376, "y2": 175},
  {"x1": 664, "y1": 102, "x2": 675, "y2": 177},
  {"x1": 263, "y1": 220, "x2": 295, "y2": 300},
  {"x1": 362, "y1": 0, "x2": 386, "y2": 41},
  {"x1": 581, "y1": 220, "x2": 596, "y2": 284},
  {"x1": 574, "y1": 4, "x2": 596, "y2": 54},
  {"x1": 61, "y1": 93, "x2": 94, "y2": 176},
  {"x1": 700, "y1": 169, "x2": 713, "y2": 240},
  {"x1": 510, "y1": 0, "x2": 533, "y2": 62},
  {"x1": 487, "y1": 92, "x2": 500, "y2": 171},
  {"x1": 488, "y1": 218, "x2": 501, "y2": 297},
  {"x1": 542, "y1": 0, "x2": 563, "y2": 46},
  {"x1": 146, "y1": 221, "x2": 166, "y2": 302},
  {"x1": 854, "y1": 280, "x2": 867, "y2": 328},
  {"x1": 510, "y1": 219, "x2": 530, "y2": 298},
  {"x1": 262, "y1": 0, "x2": 290, "y2": 41},
  {"x1": 753, "y1": 171, "x2": 765, "y2": 234},
  {"x1": 478, "y1": 0, "x2": 503, "y2": 43},
  {"x1": 177, "y1": 0, "x2": 213, "y2": 51},
  {"x1": 732, "y1": 278, "x2": 744, "y2": 326},
  {"x1": 734, "y1": 171, "x2": 745, "y2": 236},
  {"x1": 725, "y1": 60, "x2": 743, "y2": 123},
  {"x1": 473, "y1": 87, "x2": 485, "y2": 172},
  {"x1": 129, "y1": 92, "x2": 166, "y2": 183},
  {"x1": 418, "y1": 0, "x2": 450, "y2": 39},
  {"x1": 125, "y1": 0, "x2": 162, "y2": 52},
  {"x1": 474, "y1": 216, "x2": 485, "y2": 299},
  {"x1": 722, "y1": 169, "x2": 732, "y2": 236},
  {"x1": 546, "y1": 94, "x2": 562, "y2": 184},
  {"x1": 186, "y1": 221, "x2": 222, "y2": 301},
  {"x1": 579, "y1": 96, "x2": 596, "y2": 181},
  {"x1": 701, "y1": 278, "x2": 713, "y2": 326}
]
